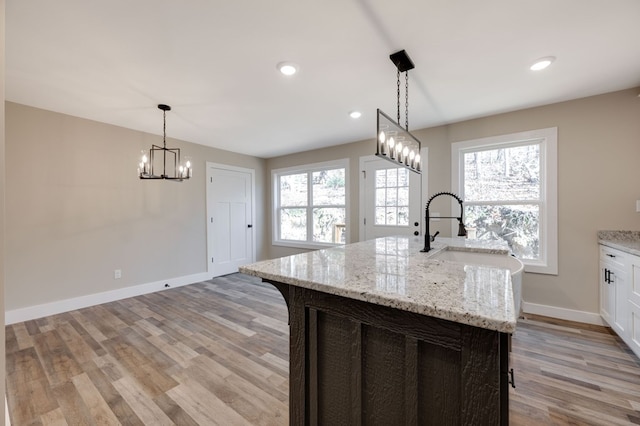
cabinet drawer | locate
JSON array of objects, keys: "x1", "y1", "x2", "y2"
[{"x1": 600, "y1": 246, "x2": 626, "y2": 269}]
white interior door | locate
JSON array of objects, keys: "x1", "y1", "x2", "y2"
[
  {"x1": 361, "y1": 157, "x2": 423, "y2": 241},
  {"x1": 207, "y1": 164, "x2": 255, "y2": 277}
]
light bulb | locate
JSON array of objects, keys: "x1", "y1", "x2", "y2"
[
  {"x1": 186, "y1": 160, "x2": 191, "y2": 168},
  {"x1": 142, "y1": 154, "x2": 148, "y2": 163},
  {"x1": 277, "y1": 62, "x2": 298, "y2": 76},
  {"x1": 402, "y1": 146, "x2": 409, "y2": 156},
  {"x1": 379, "y1": 131, "x2": 386, "y2": 143},
  {"x1": 388, "y1": 137, "x2": 395, "y2": 149},
  {"x1": 530, "y1": 56, "x2": 555, "y2": 71}
]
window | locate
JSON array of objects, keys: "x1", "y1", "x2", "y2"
[
  {"x1": 273, "y1": 159, "x2": 348, "y2": 249},
  {"x1": 452, "y1": 128, "x2": 557, "y2": 274}
]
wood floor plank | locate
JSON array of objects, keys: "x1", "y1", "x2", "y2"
[
  {"x1": 7, "y1": 274, "x2": 640, "y2": 425},
  {"x1": 152, "y1": 393, "x2": 199, "y2": 426},
  {"x1": 33, "y1": 330, "x2": 83, "y2": 388},
  {"x1": 166, "y1": 378, "x2": 253, "y2": 426},
  {"x1": 112, "y1": 376, "x2": 174, "y2": 426},
  {"x1": 82, "y1": 359, "x2": 144, "y2": 426},
  {"x1": 40, "y1": 407, "x2": 69, "y2": 426},
  {"x1": 101, "y1": 335, "x2": 178, "y2": 398},
  {"x1": 71, "y1": 372, "x2": 122, "y2": 425},
  {"x1": 52, "y1": 381, "x2": 96, "y2": 426}
]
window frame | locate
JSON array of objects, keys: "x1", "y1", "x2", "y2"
[
  {"x1": 272, "y1": 158, "x2": 350, "y2": 250},
  {"x1": 452, "y1": 127, "x2": 558, "y2": 275}
]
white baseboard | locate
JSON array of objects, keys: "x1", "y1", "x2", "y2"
[
  {"x1": 5, "y1": 272, "x2": 211, "y2": 325},
  {"x1": 522, "y1": 301, "x2": 606, "y2": 326}
]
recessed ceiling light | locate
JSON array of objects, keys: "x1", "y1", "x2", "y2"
[
  {"x1": 349, "y1": 111, "x2": 362, "y2": 119},
  {"x1": 277, "y1": 62, "x2": 298, "y2": 76},
  {"x1": 530, "y1": 56, "x2": 555, "y2": 71}
]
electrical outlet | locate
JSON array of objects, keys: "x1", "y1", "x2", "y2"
[
  {"x1": 114, "y1": 269, "x2": 122, "y2": 279},
  {"x1": 636, "y1": 200, "x2": 640, "y2": 213}
]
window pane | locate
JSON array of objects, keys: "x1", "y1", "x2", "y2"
[
  {"x1": 387, "y1": 169, "x2": 397, "y2": 187},
  {"x1": 375, "y1": 169, "x2": 387, "y2": 188},
  {"x1": 397, "y1": 207, "x2": 409, "y2": 226},
  {"x1": 397, "y1": 168, "x2": 409, "y2": 187},
  {"x1": 375, "y1": 189, "x2": 386, "y2": 207},
  {"x1": 280, "y1": 174, "x2": 307, "y2": 206},
  {"x1": 312, "y1": 169, "x2": 345, "y2": 205},
  {"x1": 375, "y1": 167, "x2": 410, "y2": 226},
  {"x1": 397, "y1": 187, "x2": 409, "y2": 206},
  {"x1": 280, "y1": 208, "x2": 307, "y2": 240},
  {"x1": 386, "y1": 207, "x2": 397, "y2": 225},
  {"x1": 313, "y1": 208, "x2": 346, "y2": 243},
  {"x1": 464, "y1": 144, "x2": 540, "y2": 202},
  {"x1": 386, "y1": 188, "x2": 397, "y2": 206},
  {"x1": 465, "y1": 204, "x2": 539, "y2": 260}
]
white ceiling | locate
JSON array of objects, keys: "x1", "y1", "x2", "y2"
[{"x1": 6, "y1": 0, "x2": 640, "y2": 158}]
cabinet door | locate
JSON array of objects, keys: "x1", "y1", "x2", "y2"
[
  {"x1": 628, "y1": 300, "x2": 640, "y2": 359},
  {"x1": 630, "y1": 255, "x2": 640, "y2": 308},
  {"x1": 609, "y1": 263, "x2": 627, "y2": 336},
  {"x1": 600, "y1": 260, "x2": 614, "y2": 325}
]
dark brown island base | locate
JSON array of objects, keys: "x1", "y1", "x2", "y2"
[{"x1": 241, "y1": 236, "x2": 517, "y2": 425}]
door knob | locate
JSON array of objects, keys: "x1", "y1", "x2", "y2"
[
  {"x1": 414, "y1": 231, "x2": 419, "y2": 236},
  {"x1": 414, "y1": 222, "x2": 419, "y2": 227}
]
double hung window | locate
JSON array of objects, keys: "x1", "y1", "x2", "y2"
[
  {"x1": 273, "y1": 159, "x2": 348, "y2": 249},
  {"x1": 452, "y1": 128, "x2": 557, "y2": 274}
]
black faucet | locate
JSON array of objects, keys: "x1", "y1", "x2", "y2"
[{"x1": 420, "y1": 191, "x2": 467, "y2": 252}]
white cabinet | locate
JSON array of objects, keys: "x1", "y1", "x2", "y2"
[
  {"x1": 599, "y1": 245, "x2": 627, "y2": 336},
  {"x1": 599, "y1": 244, "x2": 640, "y2": 358},
  {"x1": 629, "y1": 255, "x2": 640, "y2": 356}
]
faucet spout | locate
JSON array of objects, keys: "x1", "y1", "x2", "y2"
[{"x1": 420, "y1": 191, "x2": 467, "y2": 252}]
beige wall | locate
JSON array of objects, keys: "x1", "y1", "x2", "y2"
[
  {"x1": 5, "y1": 102, "x2": 267, "y2": 312},
  {"x1": 266, "y1": 88, "x2": 640, "y2": 317},
  {"x1": 1, "y1": 0, "x2": 7, "y2": 422}
]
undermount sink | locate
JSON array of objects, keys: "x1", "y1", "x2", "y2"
[
  {"x1": 431, "y1": 249, "x2": 524, "y2": 316},
  {"x1": 431, "y1": 250, "x2": 523, "y2": 274}
]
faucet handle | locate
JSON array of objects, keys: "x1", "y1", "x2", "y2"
[{"x1": 430, "y1": 231, "x2": 440, "y2": 242}]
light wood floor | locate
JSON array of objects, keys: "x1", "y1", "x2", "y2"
[{"x1": 5, "y1": 273, "x2": 640, "y2": 425}]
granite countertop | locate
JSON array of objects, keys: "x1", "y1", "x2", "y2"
[
  {"x1": 240, "y1": 236, "x2": 516, "y2": 333},
  {"x1": 598, "y1": 230, "x2": 640, "y2": 256}
]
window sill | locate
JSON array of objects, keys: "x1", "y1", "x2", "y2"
[{"x1": 272, "y1": 240, "x2": 345, "y2": 251}]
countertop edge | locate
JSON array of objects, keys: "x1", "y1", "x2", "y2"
[
  {"x1": 598, "y1": 239, "x2": 640, "y2": 257},
  {"x1": 240, "y1": 237, "x2": 517, "y2": 334}
]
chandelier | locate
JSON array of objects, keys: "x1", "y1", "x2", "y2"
[
  {"x1": 375, "y1": 50, "x2": 422, "y2": 174},
  {"x1": 138, "y1": 104, "x2": 192, "y2": 181}
]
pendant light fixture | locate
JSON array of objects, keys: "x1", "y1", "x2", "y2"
[
  {"x1": 375, "y1": 50, "x2": 422, "y2": 174},
  {"x1": 138, "y1": 104, "x2": 192, "y2": 181}
]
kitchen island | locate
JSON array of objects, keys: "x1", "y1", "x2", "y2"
[{"x1": 240, "y1": 236, "x2": 516, "y2": 425}]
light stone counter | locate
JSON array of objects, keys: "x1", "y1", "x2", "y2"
[
  {"x1": 598, "y1": 230, "x2": 640, "y2": 257},
  {"x1": 240, "y1": 236, "x2": 516, "y2": 333}
]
